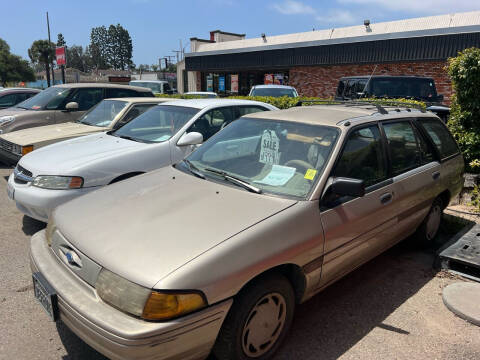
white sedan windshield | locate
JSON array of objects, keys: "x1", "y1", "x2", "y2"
[
  {"x1": 112, "y1": 105, "x2": 199, "y2": 143},
  {"x1": 187, "y1": 118, "x2": 339, "y2": 198}
]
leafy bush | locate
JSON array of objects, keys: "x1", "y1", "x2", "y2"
[
  {"x1": 447, "y1": 47, "x2": 480, "y2": 173},
  {"x1": 155, "y1": 93, "x2": 425, "y2": 111}
]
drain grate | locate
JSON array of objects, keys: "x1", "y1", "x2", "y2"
[{"x1": 438, "y1": 224, "x2": 480, "y2": 282}]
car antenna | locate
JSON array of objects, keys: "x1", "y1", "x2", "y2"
[{"x1": 362, "y1": 64, "x2": 378, "y2": 96}]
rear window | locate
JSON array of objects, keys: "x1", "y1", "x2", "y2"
[
  {"x1": 369, "y1": 78, "x2": 438, "y2": 101},
  {"x1": 419, "y1": 118, "x2": 459, "y2": 159}
]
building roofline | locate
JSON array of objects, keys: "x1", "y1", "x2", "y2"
[
  {"x1": 186, "y1": 24, "x2": 480, "y2": 58},
  {"x1": 210, "y1": 30, "x2": 246, "y2": 37},
  {"x1": 190, "y1": 37, "x2": 215, "y2": 43}
]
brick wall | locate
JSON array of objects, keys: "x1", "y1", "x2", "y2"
[{"x1": 289, "y1": 61, "x2": 452, "y2": 104}]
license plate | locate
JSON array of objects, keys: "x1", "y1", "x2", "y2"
[
  {"x1": 32, "y1": 272, "x2": 58, "y2": 321},
  {"x1": 6, "y1": 182, "x2": 14, "y2": 200}
]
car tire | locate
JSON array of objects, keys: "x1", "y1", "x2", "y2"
[
  {"x1": 212, "y1": 273, "x2": 295, "y2": 360},
  {"x1": 416, "y1": 196, "x2": 443, "y2": 245}
]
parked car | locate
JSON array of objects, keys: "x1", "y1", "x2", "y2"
[
  {"x1": 184, "y1": 91, "x2": 218, "y2": 98},
  {"x1": 8, "y1": 99, "x2": 277, "y2": 222},
  {"x1": 335, "y1": 75, "x2": 450, "y2": 121},
  {"x1": 0, "y1": 88, "x2": 41, "y2": 109},
  {"x1": 29, "y1": 102, "x2": 463, "y2": 360},
  {"x1": 0, "y1": 83, "x2": 153, "y2": 135},
  {"x1": 129, "y1": 80, "x2": 172, "y2": 95},
  {"x1": 249, "y1": 85, "x2": 299, "y2": 97},
  {"x1": 0, "y1": 97, "x2": 175, "y2": 165}
]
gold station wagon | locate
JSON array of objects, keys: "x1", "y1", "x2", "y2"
[{"x1": 30, "y1": 102, "x2": 463, "y2": 360}]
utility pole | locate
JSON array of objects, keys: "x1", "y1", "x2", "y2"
[{"x1": 46, "y1": 12, "x2": 55, "y2": 86}]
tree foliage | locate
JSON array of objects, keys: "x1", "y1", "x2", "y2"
[
  {"x1": 446, "y1": 47, "x2": 480, "y2": 172},
  {"x1": 28, "y1": 39, "x2": 55, "y2": 86},
  {"x1": 57, "y1": 33, "x2": 66, "y2": 47},
  {"x1": 0, "y1": 38, "x2": 35, "y2": 86},
  {"x1": 89, "y1": 24, "x2": 133, "y2": 70}
]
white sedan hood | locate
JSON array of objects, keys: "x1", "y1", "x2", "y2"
[{"x1": 19, "y1": 132, "x2": 146, "y2": 175}]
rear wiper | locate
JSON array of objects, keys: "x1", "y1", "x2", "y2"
[
  {"x1": 204, "y1": 168, "x2": 262, "y2": 194},
  {"x1": 183, "y1": 159, "x2": 205, "y2": 179}
]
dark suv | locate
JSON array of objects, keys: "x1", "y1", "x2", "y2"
[{"x1": 335, "y1": 76, "x2": 450, "y2": 121}]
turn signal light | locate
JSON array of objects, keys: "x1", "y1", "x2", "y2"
[
  {"x1": 21, "y1": 145, "x2": 33, "y2": 156},
  {"x1": 68, "y1": 177, "x2": 84, "y2": 189},
  {"x1": 142, "y1": 292, "x2": 206, "y2": 320}
]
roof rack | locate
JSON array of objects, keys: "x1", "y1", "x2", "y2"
[{"x1": 295, "y1": 99, "x2": 426, "y2": 114}]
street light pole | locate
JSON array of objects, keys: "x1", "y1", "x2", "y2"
[{"x1": 46, "y1": 12, "x2": 55, "y2": 85}]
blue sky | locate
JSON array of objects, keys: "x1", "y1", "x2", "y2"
[{"x1": 2, "y1": 0, "x2": 479, "y2": 66}]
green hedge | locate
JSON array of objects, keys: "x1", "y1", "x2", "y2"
[{"x1": 156, "y1": 94, "x2": 425, "y2": 110}]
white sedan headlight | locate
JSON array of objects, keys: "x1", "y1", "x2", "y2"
[
  {"x1": 32, "y1": 175, "x2": 84, "y2": 190},
  {"x1": 0, "y1": 116, "x2": 15, "y2": 124}
]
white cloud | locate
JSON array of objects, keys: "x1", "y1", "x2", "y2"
[
  {"x1": 337, "y1": 0, "x2": 480, "y2": 15},
  {"x1": 272, "y1": 0, "x2": 315, "y2": 15},
  {"x1": 316, "y1": 9, "x2": 356, "y2": 25}
]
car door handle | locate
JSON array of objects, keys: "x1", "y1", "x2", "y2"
[
  {"x1": 380, "y1": 193, "x2": 393, "y2": 204},
  {"x1": 432, "y1": 171, "x2": 440, "y2": 180}
]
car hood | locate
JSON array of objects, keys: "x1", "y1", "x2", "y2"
[
  {"x1": 0, "y1": 122, "x2": 103, "y2": 146},
  {"x1": 54, "y1": 166, "x2": 297, "y2": 289},
  {"x1": 19, "y1": 132, "x2": 146, "y2": 175},
  {"x1": 0, "y1": 107, "x2": 29, "y2": 117}
]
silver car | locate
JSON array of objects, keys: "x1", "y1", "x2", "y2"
[
  {"x1": 30, "y1": 103, "x2": 463, "y2": 359},
  {"x1": 8, "y1": 99, "x2": 276, "y2": 222}
]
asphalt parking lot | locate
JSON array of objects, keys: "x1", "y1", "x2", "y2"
[{"x1": 1, "y1": 164, "x2": 479, "y2": 360}]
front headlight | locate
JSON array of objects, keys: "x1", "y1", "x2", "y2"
[
  {"x1": 96, "y1": 269, "x2": 206, "y2": 321},
  {"x1": 32, "y1": 176, "x2": 83, "y2": 190},
  {"x1": 0, "y1": 116, "x2": 15, "y2": 125}
]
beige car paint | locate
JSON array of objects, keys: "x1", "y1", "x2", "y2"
[
  {"x1": 29, "y1": 105, "x2": 465, "y2": 360},
  {"x1": 0, "y1": 98, "x2": 173, "y2": 152}
]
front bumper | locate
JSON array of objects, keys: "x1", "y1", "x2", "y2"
[
  {"x1": 30, "y1": 231, "x2": 232, "y2": 360},
  {"x1": 8, "y1": 173, "x2": 97, "y2": 222},
  {"x1": 0, "y1": 147, "x2": 20, "y2": 166}
]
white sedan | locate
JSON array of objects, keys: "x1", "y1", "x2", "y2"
[{"x1": 7, "y1": 99, "x2": 277, "y2": 221}]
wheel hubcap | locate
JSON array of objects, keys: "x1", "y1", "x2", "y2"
[
  {"x1": 426, "y1": 204, "x2": 441, "y2": 241},
  {"x1": 241, "y1": 292, "x2": 287, "y2": 358}
]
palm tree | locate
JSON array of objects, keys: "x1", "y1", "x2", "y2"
[{"x1": 28, "y1": 40, "x2": 55, "y2": 87}]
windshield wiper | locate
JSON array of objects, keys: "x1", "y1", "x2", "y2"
[
  {"x1": 204, "y1": 168, "x2": 262, "y2": 194},
  {"x1": 183, "y1": 159, "x2": 205, "y2": 179},
  {"x1": 15, "y1": 106, "x2": 29, "y2": 110}
]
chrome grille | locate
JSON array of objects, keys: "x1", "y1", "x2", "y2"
[
  {"x1": 0, "y1": 138, "x2": 13, "y2": 153},
  {"x1": 14, "y1": 165, "x2": 34, "y2": 184}
]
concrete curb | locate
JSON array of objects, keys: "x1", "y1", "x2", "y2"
[{"x1": 442, "y1": 282, "x2": 480, "y2": 327}]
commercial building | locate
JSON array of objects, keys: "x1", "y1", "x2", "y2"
[{"x1": 179, "y1": 11, "x2": 480, "y2": 102}]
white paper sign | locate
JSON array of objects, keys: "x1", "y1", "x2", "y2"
[
  {"x1": 255, "y1": 165, "x2": 296, "y2": 186},
  {"x1": 259, "y1": 130, "x2": 280, "y2": 165}
]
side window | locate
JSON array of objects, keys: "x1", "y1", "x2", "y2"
[
  {"x1": 70, "y1": 88, "x2": 103, "y2": 111},
  {"x1": 236, "y1": 106, "x2": 267, "y2": 118},
  {"x1": 163, "y1": 83, "x2": 171, "y2": 93},
  {"x1": 188, "y1": 107, "x2": 234, "y2": 141},
  {"x1": 333, "y1": 125, "x2": 387, "y2": 187},
  {"x1": 336, "y1": 80, "x2": 346, "y2": 97},
  {"x1": 117, "y1": 104, "x2": 155, "y2": 128},
  {"x1": 106, "y1": 88, "x2": 141, "y2": 98},
  {"x1": 383, "y1": 121, "x2": 429, "y2": 176},
  {"x1": 419, "y1": 118, "x2": 459, "y2": 159},
  {"x1": 343, "y1": 80, "x2": 356, "y2": 99},
  {"x1": 0, "y1": 94, "x2": 17, "y2": 107},
  {"x1": 355, "y1": 80, "x2": 367, "y2": 95}
]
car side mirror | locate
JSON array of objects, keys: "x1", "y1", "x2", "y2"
[
  {"x1": 331, "y1": 177, "x2": 365, "y2": 198},
  {"x1": 177, "y1": 132, "x2": 203, "y2": 146},
  {"x1": 65, "y1": 102, "x2": 79, "y2": 111}
]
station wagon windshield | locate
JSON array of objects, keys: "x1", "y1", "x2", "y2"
[
  {"x1": 77, "y1": 100, "x2": 128, "y2": 127},
  {"x1": 186, "y1": 118, "x2": 339, "y2": 199},
  {"x1": 112, "y1": 105, "x2": 199, "y2": 143},
  {"x1": 15, "y1": 87, "x2": 72, "y2": 110}
]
